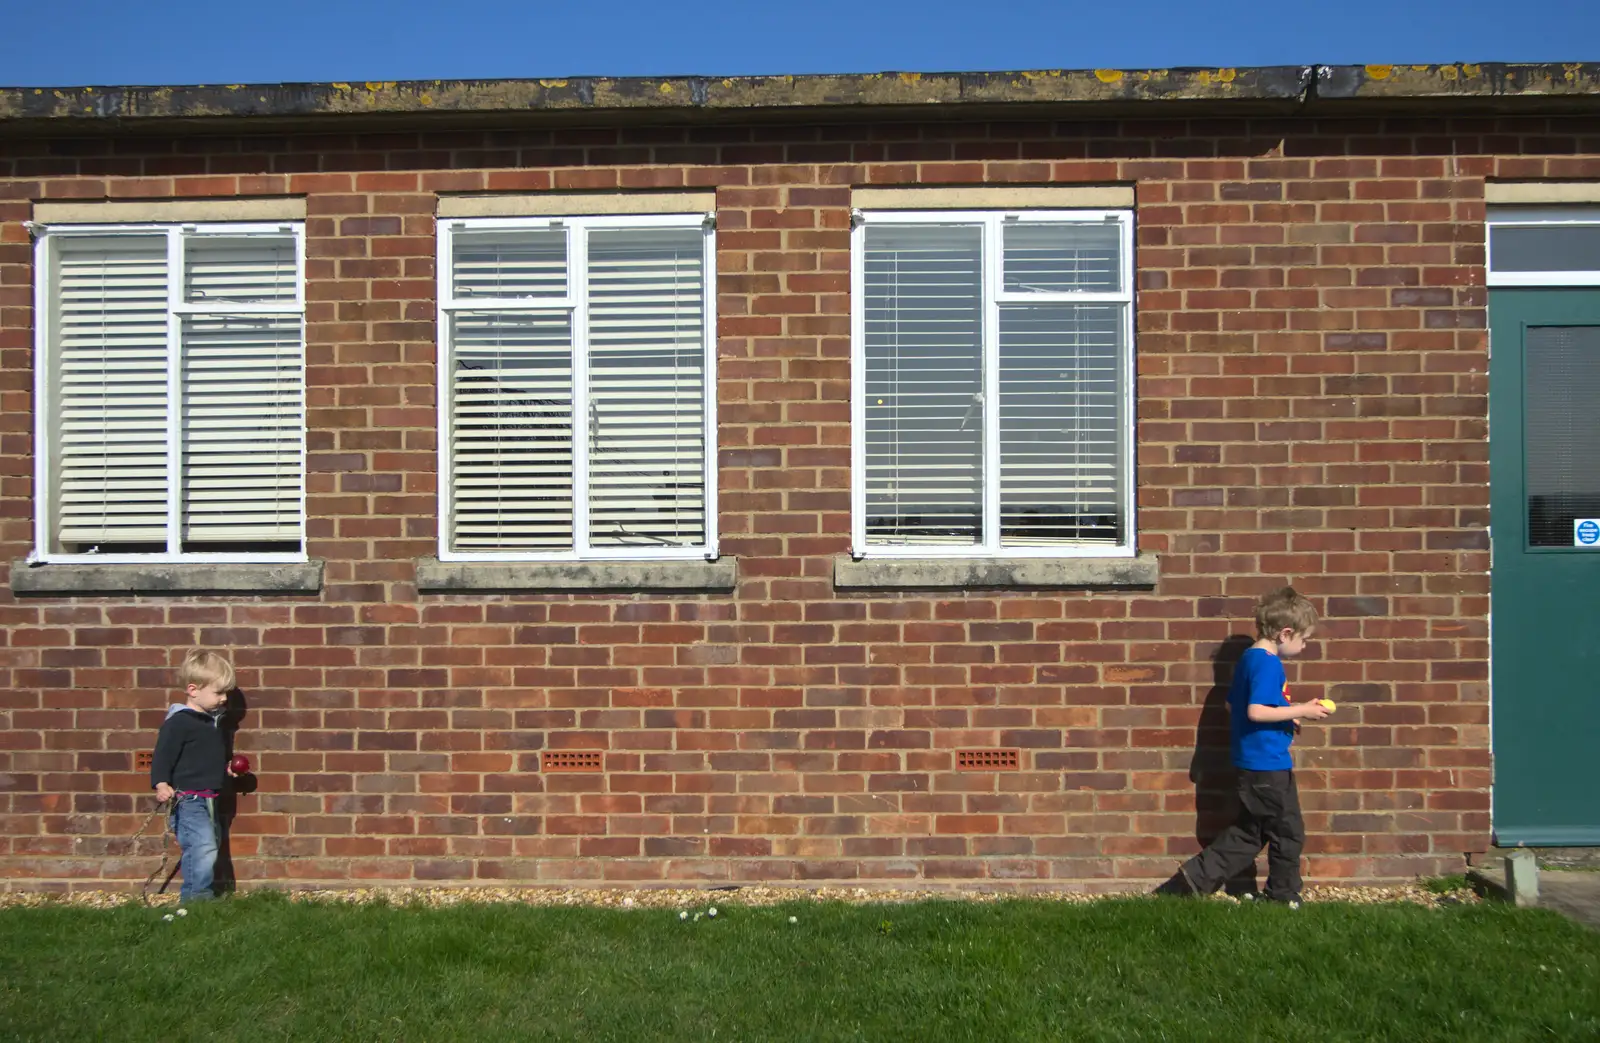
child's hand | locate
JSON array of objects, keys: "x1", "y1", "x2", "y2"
[
  {"x1": 1299, "y1": 699, "x2": 1331, "y2": 721},
  {"x1": 154, "y1": 782, "x2": 175, "y2": 803}
]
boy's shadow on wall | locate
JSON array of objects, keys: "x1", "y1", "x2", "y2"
[
  {"x1": 1186, "y1": 635, "x2": 1258, "y2": 896},
  {"x1": 214, "y1": 688, "x2": 255, "y2": 895}
]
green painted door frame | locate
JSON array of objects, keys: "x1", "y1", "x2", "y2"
[{"x1": 1490, "y1": 288, "x2": 1600, "y2": 845}]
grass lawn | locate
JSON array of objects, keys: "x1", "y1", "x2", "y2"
[{"x1": 2, "y1": 894, "x2": 1598, "y2": 1042}]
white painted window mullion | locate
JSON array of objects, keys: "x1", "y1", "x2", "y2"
[
  {"x1": 436, "y1": 220, "x2": 455, "y2": 559},
  {"x1": 32, "y1": 233, "x2": 51, "y2": 559},
  {"x1": 981, "y1": 215, "x2": 1003, "y2": 554},
  {"x1": 165, "y1": 228, "x2": 184, "y2": 554},
  {"x1": 1119, "y1": 212, "x2": 1137, "y2": 550},
  {"x1": 849, "y1": 213, "x2": 867, "y2": 558},
  {"x1": 294, "y1": 222, "x2": 310, "y2": 557},
  {"x1": 570, "y1": 223, "x2": 591, "y2": 557},
  {"x1": 701, "y1": 217, "x2": 720, "y2": 560},
  {"x1": 171, "y1": 303, "x2": 303, "y2": 316},
  {"x1": 439, "y1": 297, "x2": 578, "y2": 312}
]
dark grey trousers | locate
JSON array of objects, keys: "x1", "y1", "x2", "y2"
[{"x1": 1181, "y1": 769, "x2": 1304, "y2": 902}]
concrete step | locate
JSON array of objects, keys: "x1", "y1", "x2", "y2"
[
  {"x1": 1469, "y1": 859, "x2": 1600, "y2": 931},
  {"x1": 1474, "y1": 846, "x2": 1600, "y2": 870}
]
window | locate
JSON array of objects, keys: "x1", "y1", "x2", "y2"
[
  {"x1": 849, "y1": 209, "x2": 1135, "y2": 558},
  {"x1": 1488, "y1": 207, "x2": 1600, "y2": 286},
  {"x1": 33, "y1": 222, "x2": 306, "y2": 562},
  {"x1": 437, "y1": 214, "x2": 716, "y2": 561}
]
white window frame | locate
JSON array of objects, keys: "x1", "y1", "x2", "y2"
[
  {"x1": 849, "y1": 208, "x2": 1137, "y2": 559},
  {"x1": 1488, "y1": 207, "x2": 1600, "y2": 287},
  {"x1": 32, "y1": 221, "x2": 308, "y2": 565},
  {"x1": 436, "y1": 212, "x2": 718, "y2": 563}
]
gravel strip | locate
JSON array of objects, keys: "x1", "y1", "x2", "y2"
[{"x1": 0, "y1": 883, "x2": 1479, "y2": 911}]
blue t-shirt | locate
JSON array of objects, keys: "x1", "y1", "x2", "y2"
[{"x1": 1229, "y1": 647, "x2": 1295, "y2": 771}]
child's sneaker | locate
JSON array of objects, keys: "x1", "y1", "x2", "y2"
[{"x1": 1153, "y1": 865, "x2": 1201, "y2": 897}]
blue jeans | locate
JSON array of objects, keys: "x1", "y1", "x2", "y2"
[{"x1": 172, "y1": 796, "x2": 219, "y2": 902}]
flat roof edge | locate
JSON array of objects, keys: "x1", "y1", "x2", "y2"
[{"x1": 1, "y1": 64, "x2": 1596, "y2": 133}]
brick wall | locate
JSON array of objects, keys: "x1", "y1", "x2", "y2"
[{"x1": 0, "y1": 111, "x2": 1565, "y2": 891}]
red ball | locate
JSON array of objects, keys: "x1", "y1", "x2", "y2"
[{"x1": 229, "y1": 754, "x2": 252, "y2": 775}]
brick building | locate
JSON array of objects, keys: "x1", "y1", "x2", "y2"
[{"x1": 2, "y1": 63, "x2": 1597, "y2": 892}]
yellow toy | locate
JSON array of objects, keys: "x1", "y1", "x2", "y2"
[{"x1": 1319, "y1": 699, "x2": 1337, "y2": 711}]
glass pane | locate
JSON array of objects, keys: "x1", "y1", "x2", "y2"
[
  {"x1": 450, "y1": 311, "x2": 574, "y2": 552},
  {"x1": 999, "y1": 304, "x2": 1124, "y2": 546},
  {"x1": 1002, "y1": 222, "x2": 1121, "y2": 293},
  {"x1": 586, "y1": 228, "x2": 705, "y2": 548},
  {"x1": 1492, "y1": 225, "x2": 1600, "y2": 274},
  {"x1": 862, "y1": 224, "x2": 984, "y2": 547},
  {"x1": 180, "y1": 316, "x2": 304, "y2": 548},
  {"x1": 184, "y1": 235, "x2": 297, "y2": 304},
  {"x1": 452, "y1": 229, "x2": 567, "y2": 300},
  {"x1": 1526, "y1": 326, "x2": 1600, "y2": 547}
]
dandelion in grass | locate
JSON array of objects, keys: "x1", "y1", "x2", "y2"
[
  {"x1": 708, "y1": 907, "x2": 718, "y2": 918},
  {"x1": 176, "y1": 908, "x2": 188, "y2": 917},
  {"x1": 679, "y1": 911, "x2": 689, "y2": 921},
  {"x1": 162, "y1": 914, "x2": 174, "y2": 922}
]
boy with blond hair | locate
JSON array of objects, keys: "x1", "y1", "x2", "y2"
[
  {"x1": 1166, "y1": 588, "x2": 1331, "y2": 907},
  {"x1": 150, "y1": 649, "x2": 238, "y2": 901}
]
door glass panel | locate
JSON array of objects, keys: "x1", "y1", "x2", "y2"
[
  {"x1": 1526, "y1": 325, "x2": 1600, "y2": 547},
  {"x1": 1492, "y1": 225, "x2": 1600, "y2": 273}
]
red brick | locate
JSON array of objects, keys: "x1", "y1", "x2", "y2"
[{"x1": 0, "y1": 113, "x2": 1506, "y2": 892}]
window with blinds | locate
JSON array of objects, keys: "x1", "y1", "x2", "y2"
[
  {"x1": 37, "y1": 224, "x2": 305, "y2": 562},
  {"x1": 852, "y1": 210, "x2": 1134, "y2": 557},
  {"x1": 439, "y1": 215, "x2": 714, "y2": 560},
  {"x1": 861, "y1": 225, "x2": 984, "y2": 545}
]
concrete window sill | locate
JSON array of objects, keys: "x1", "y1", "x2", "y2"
[
  {"x1": 9, "y1": 560, "x2": 324, "y2": 596},
  {"x1": 414, "y1": 557, "x2": 737, "y2": 594},
  {"x1": 832, "y1": 552, "x2": 1160, "y2": 591}
]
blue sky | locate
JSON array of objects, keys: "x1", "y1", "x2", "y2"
[{"x1": 4, "y1": 0, "x2": 1594, "y2": 86}]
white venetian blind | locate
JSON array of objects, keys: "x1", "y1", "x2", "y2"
[
  {"x1": 180, "y1": 235, "x2": 303, "y2": 548},
  {"x1": 861, "y1": 224, "x2": 984, "y2": 546},
  {"x1": 449, "y1": 311, "x2": 575, "y2": 551},
  {"x1": 998, "y1": 304, "x2": 1123, "y2": 545},
  {"x1": 1002, "y1": 222, "x2": 1122, "y2": 293},
  {"x1": 52, "y1": 235, "x2": 171, "y2": 548},
  {"x1": 185, "y1": 236, "x2": 298, "y2": 304},
  {"x1": 452, "y1": 229, "x2": 567, "y2": 300},
  {"x1": 999, "y1": 223, "x2": 1125, "y2": 546},
  {"x1": 586, "y1": 228, "x2": 705, "y2": 548},
  {"x1": 180, "y1": 315, "x2": 304, "y2": 544}
]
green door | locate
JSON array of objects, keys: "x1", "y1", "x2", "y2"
[{"x1": 1490, "y1": 289, "x2": 1600, "y2": 845}]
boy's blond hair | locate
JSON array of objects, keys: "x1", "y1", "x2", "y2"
[
  {"x1": 177, "y1": 649, "x2": 235, "y2": 692},
  {"x1": 1254, "y1": 587, "x2": 1318, "y2": 638}
]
